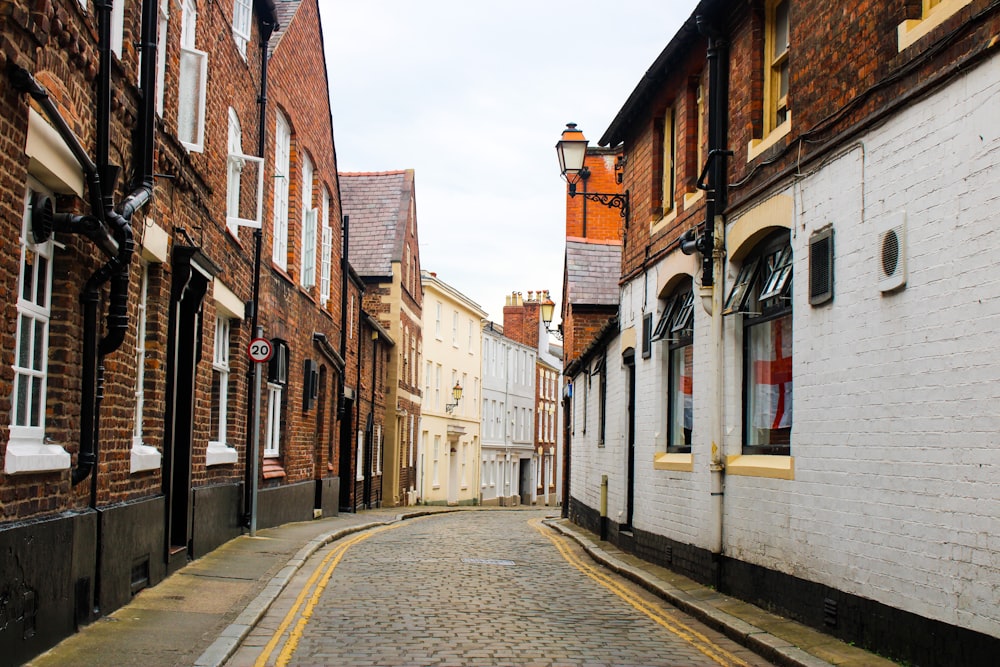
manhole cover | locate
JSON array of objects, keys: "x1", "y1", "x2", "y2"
[{"x1": 462, "y1": 558, "x2": 515, "y2": 566}]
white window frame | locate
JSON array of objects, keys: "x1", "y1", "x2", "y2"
[
  {"x1": 264, "y1": 382, "x2": 282, "y2": 457},
  {"x1": 131, "y1": 262, "x2": 162, "y2": 472},
  {"x1": 356, "y1": 430, "x2": 364, "y2": 481},
  {"x1": 6, "y1": 182, "x2": 69, "y2": 474},
  {"x1": 208, "y1": 315, "x2": 239, "y2": 465},
  {"x1": 227, "y1": 108, "x2": 264, "y2": 232},
  {"x1": 176, "y1": 0, "x2": 206, "y2": 152},
  {"x1": 111, "y1": 0, "x2": 125, "y2": 58},
  {"x1": 155, "y1": 0, "x2": 169, "y2": 116},
  {"x1": 432, "y1": 435, "x2": 440, "y2": 487},
  {"x1": 319, "y1": 187, "x2": 332, "y2": 305},
  {"x1": 300, "y1": 154, "x2": 316, "y2": 287},
  {"x1": 272, "y1": 112, "x2": 290, "y2": 269},
  {"x1": 232, "y1": 0, "x2": 252, "y2": 57}
]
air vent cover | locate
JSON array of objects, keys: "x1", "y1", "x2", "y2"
[
  {"x1": 809, "y1": 227, "x2": 834, "y2": 305},
  {"x1": 878, "y1": 211, "x2": 907, "y2": 293}
]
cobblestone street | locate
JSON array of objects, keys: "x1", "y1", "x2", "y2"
[{"x1": 226, "y1": 509, "x2": 773, "y2": 667}]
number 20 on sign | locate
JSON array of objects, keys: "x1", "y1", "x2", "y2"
[{"x1": 248, "y1": 337, "x2": 273, "y2": 363}]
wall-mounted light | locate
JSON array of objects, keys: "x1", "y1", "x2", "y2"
[
  {"x1": 445, "y1": 382, "x2": 462, "y2": 413},
  {"x1": 556, "y1": 123, "x2": 629, "y2": 220},
  {"x1": 539, "y1": 292, "x2": 561, "y2": 339}
]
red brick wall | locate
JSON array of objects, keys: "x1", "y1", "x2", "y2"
[{"x1": 565, "y1": 150, "x2": 625, "y2": 242}]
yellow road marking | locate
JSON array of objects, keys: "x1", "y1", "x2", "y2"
[
  {"x1": 254, "y1": 524, "x2": 399, "y2": 667},
  {"x1": 531, "y1": 518, "x2": 751, "y2": 667}
]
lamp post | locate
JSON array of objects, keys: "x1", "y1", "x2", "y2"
[
  {"x1": 445, "y1": 382, "x2": 462, "y2": 414},
  {"x1": 556, "y1": 123, "x2": 629, "y2": 219}
]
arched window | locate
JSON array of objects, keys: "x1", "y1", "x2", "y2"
[{"x1": 726, "y1": 231, "x2": 793, "y2": 454}]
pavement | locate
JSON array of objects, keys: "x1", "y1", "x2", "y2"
[{"x1": 27, "y1": 506, "x2": 896, "y2": 667}]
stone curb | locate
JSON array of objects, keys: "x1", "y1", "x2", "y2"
[
  {"x1": 194, "y1": 510, "x2": 446, "y2": 667},
  {"x1": 543, "y1": 519, "x2": 835, "y2": 667}
]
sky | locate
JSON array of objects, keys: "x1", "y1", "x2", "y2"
[{"x1": 320, "y1": 1, "x2": 699, "y2": 324}]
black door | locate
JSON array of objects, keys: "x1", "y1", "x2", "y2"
[
  {"x1": 624, "y1": 348, "x2": 636, "y2": 531},
  {"x1": 163, "y1": 247, "x2": 216, "y2": 571}
]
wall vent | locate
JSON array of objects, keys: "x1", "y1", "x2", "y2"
[
  {"x1": 809, "y1": 227, "x2": 834, "y2": 305},
  {"x1": 878, "y1": 212, "x2": 907, "y2": 292},
  {"x1": 823, "y1": 597, "x2": 838, "y2": 628}
]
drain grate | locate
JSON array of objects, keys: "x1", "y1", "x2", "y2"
[{"x1": 462, "y1": 558, "x2": 515, "y2": 566}]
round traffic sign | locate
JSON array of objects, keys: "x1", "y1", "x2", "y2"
[{"x1": 248, "y1": 337, "x2": 274, "y2": 363}]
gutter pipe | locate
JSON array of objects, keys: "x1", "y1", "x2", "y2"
[
  {"x1": 244, "y1": 15, "x2": 276, "y2": 527},
  {"x1": 697, "y1": 15, "x2": 729, "y2": 575}
]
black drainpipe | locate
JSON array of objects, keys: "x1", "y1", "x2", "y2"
[
  {"x1": 695, "y1": 16, "x2": 731, "y2": 287},
  {"x1": 338, "y1": 215, "x2": 350, "y2": 415},
  {"x1": 244, "y1": 16, "x2": 277, "y2": 525}
]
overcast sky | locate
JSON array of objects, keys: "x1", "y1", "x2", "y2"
[{"x1": 320, "y1": 1, "x2": 698, "y2": 323}]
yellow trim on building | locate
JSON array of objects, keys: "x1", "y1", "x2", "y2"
[{"x1": 726, "y1": 454, "x2": 794, "y2": 480}]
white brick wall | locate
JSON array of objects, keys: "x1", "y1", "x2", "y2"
[{"x1": 570, "y1": 56, "x2": 1000, "y2": 639}]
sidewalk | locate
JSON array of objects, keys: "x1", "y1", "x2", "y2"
[{"x1": 27, "y1": 508, "x2": 894, "y2": 667}]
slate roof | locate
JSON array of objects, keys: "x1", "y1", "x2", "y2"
[
  {"x1": 267, "y1": 0, "x2": 302, "y2": 57},
  {"x1": 565, "y1": 239, "x2": 622, "y2": 306},
  {"x1": 339, "y1": 170, "x2": 413, "y2": 278}
]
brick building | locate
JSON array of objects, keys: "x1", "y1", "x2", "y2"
[
  {"x1": 563, "y1": 0, "x2": 1000, "y2": 664},
  {"x1": 340, "y1": 170, "x2": 423, "y2": 507},
  {"x1": 0, "y1": 0, "x2": 364, "y2": 660},
  {"x1": 251, "y1": 0, "x2": 347, "y2": 527}
]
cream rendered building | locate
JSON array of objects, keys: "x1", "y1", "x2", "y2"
[{"x1": 417, "y1": 271, "x2": 486, "y2": 505}]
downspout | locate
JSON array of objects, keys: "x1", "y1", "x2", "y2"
[
  {"x1": 338, "y1": 215, "x2": 350, "y2": 417},
  {"x1": 244, "y1": 15, "x2": 276, "y2": 525},
  {"x1": 697, "y1": 16, "x2": 730, "y2": 578}
]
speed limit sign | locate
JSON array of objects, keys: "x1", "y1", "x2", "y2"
[{"x1": 248, "y1": 337, "x2": 274, "y2": 363}]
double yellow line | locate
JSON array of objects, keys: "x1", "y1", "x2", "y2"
[
  {"x1": 531, "y1": 518, "x2": 751, "y2": 667},
  {"x1": 253, "y1": 523, "x2": 399, "y2": 667}
]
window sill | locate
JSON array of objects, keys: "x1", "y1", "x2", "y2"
[
  {"x1": 653, "y1": 452, "x2": 693, "y2": 472},
  {"x1": 747, "y1": 116, "x2": 792, "y2": 162},
  {"x1": 897, "y1": 0, "x2": 973, "y2": 51},
  {"x1": 725, "y1": 454, "x2": 794, "y2": 480},
  {"x1": 650, "y1": 207, "x2": 678, "y2": 236},
  {"x1": 130, "y1": 441, "x2": 162, "y2": 473},
  {"x1": 207, "y1": 441, "x2": 238, "y2": 466},
  {"x1": 683, "y1": 189, "x2": 704, "y2": 209},
  {"x1": 4, "y1": 442, "x2": 71, "y2": 474},
  {"x1": 263, "y1": 457, "x2": 286, "y2": 479}
]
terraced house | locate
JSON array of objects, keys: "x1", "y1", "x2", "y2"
[
  {"x1": 561, "y1": 1, "x2": 1000, "y2": 664},
  {"x1": 0, "y1": 0, "x2": 366, "y2": 660}
]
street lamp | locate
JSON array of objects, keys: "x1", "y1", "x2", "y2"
[
  {"x1": 556, "y1": 123, "x2": 629, "y2": 219},
  {"x1": 445, "y1": 382, "x2": 463, "y2": 413},
  {"x1": 540, "y1": 292, "x2": 561, "y2": 338}
]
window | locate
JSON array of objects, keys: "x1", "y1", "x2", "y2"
[
  {"x1": 226, "y1": 109, "x2": 242, "y2": 235},
  {"x1": 300, "y1": 153, "x2": 316, "y2": 287},
  {"x1": 661, "y1": 283, "x2": 694, "y2": 453},
  {"x1": 155, "y1": 0, "x2": 168, "y2": 116},
  {"x1": 898, "y1": 0, "x2": 973, "y2": 51},
  {"x1": 663, "y1": 106, "x2": 676, "y2": 214},
  {"x1": 432, "y1": 435, "x2": 441, "y2": 486},
  {"x1": 766, "y1": 0, "x2": 790, "y2": 134},
  {"x1": 435, "y1": 301, "x2": 442, "y2": 338},
  {"x1": 226, "y1": 109, "x2": 264, "y2": 232},
  {"x1": 264, "y1": 340, "x2": 289, "y2": 457},
  {"x1": 208, "y1": 315, "x2": 238, "y2": 465},
  {"x1": 130, "y1": 262, "x2": 162, "y2": 472},
  {"x1": 452, "y1": 311, "x2": 458, "y2": 346},
  {"x1": 232, "y1": 0, "x2": 252, "y2": 57},
  {"x1": 177, "y1": 0, "x2": 207, "y2": 152},
  {"x1": 725, "y1": 232, "x2": 793, "y2": 455},
  {"x1": 320, "y1": 187, "x2": 332, "y2": 305},
  {"x1": 355, "y1": 430, "x2": 364, "y2": 481},
  {"x1": 6, "y1": 183, "x2": 69, "y2": 474},
  {"x1": 111, "y1": 0, "x2": 125, "y2": 58},
  {"x1": 272, "y1": 112, "x2": 290, "y2": 269}
]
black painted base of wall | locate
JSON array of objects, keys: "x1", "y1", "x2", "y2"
[
  {"x1": 0, "y1": 496, "x2": 167, "y2": 666},
  {"x1": 316, "y1": 477, "x2": 340, "y2": 518},
  {"x1": 568, "y1": 496, "x2": 1000, "y2": 667},
  {"x1": 191, "y1": 483, "x2": 243, "y2": 559},
  {"x1": 257, "y1": 479, "x2": 317, "y2": 530},
  {"x1": 98, "y1": 496, "x2": 167, "y2": 612}
]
